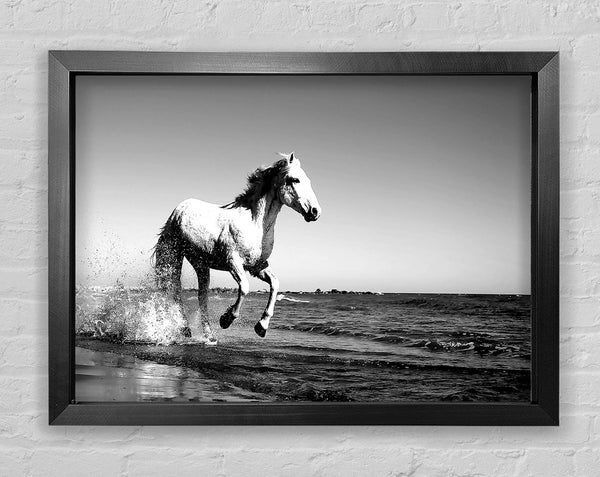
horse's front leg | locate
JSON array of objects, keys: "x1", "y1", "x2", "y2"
[
  {"x1": 254, "y1": 267, "x2": 279, "y2": 338},
  {"x1": 219, "y1": 256, "x2": 249, "y2": 329}
]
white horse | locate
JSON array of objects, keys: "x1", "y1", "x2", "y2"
[{"x1": 154, "y1": 152, "x2": 321, "y2": 344}]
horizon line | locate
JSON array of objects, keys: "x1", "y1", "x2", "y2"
[{"x1": 76, "y1": 285, "x2": 530, "y2": 297}]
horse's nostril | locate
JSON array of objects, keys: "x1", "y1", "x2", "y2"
[{"x1": 311, "y1": 207, "x2": 319, "y2": 217}]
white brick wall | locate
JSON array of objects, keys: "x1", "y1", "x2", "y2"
[{"x1": 0, "y1": 1, "x2": 597, "y2": 475}]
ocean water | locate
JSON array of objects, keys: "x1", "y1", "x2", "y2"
[{"x1": 76, "y1": 290, "x2": 531, "y2": 402}]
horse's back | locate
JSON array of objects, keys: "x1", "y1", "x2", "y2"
[
  {"x1": 168, "y1": 198, "x2": 263, "y2": 270},
  {"x1": 168, "y1": 199, "x2": 231, "y2": 263},
  {"x1": 173, "y1": 198, "x2": 227, "y2": 234}
]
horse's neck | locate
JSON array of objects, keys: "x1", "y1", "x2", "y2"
[{"x1": 252, "y1": 193, "x2": 282, "y2": 233}]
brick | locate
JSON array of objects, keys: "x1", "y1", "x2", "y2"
[
  {"x1": 109, "y1": 0, "x2": 168, "y2": 32},
  {"x1": 0, "y1": 298, "x2": 47, "y2": 336},
  {"x1": 563, "y1": 372, "x2": 600, "y2": 407},
  {"x1": 30, "y1": 450, "x2": 124, "y2": 477},
  {"x1": 0, "y1": 449, "x2": 32, "y2": 476},
  {"x1": 357, "y1": 3, "x2": 402, "y2": 33},
  {"x1": 0, "y1": 376, "x2": 36, "y2": 413},
  {"x1": 561, "y1": 296, "x2": 600, "y2": 328},
  {"x1": 0, "y1": 109, "x2": 47, "y2": 144},
  {"x1": 561, "y1": 110, "x2": 588, "y2": 144},
  {"x1": 561, "y1": 188, "x2": 599, "y2": 220},
  {"x1": 313, "y1": 448, "x2": 414, "y2": 476},
  {"x1": 563, "y1": 70, "x2": 600, "y2": 107},
  {"x1": 221, "y1": 448, "x2": 410, "y2": 477},
  {"x1": 575, "y1": 448, "x2": 600, "y2": 476},
  {"x1": 0, "y1": 187, "x2": 47, "y2": 225},
  {"x1": 0, "y1": 267, "x2": 47, "y2": 299},
  {"x1": 519, "y1": 449, "x2": 576, "y2": 476},
  {"x1": 0, "y1": 335, "x2": 45, "y2": 372},
  {"x1": 453, "y1": 3, "x2": 499, "y2": 32},
  {"x1": 311, "y1": 1, "x2": 356, "y2": 33},
  {"x1": 10, "y1": 0, "x2": 66, "y2": 31},
  {"x1": 587, "y1": 113, "x2": 600, "y2": 144},
  {"x1": 496, "y1": 2, "x2": 547, "y2": 34},
  {"x1": 572, "y1": 34, "x2": 600, "y2": 70},
  {"x1": 561, "y1": 332, "x2": 600, "y2": 370},
  {"x1": 0, "y1": 150, "x2": 46, "y2": 188},
  {"x1": 163, "y1": 1, "x2": 218, "y2": 31},
  {"x1": 560, "y1": 261, "x2": 600, "y2": 297},
  {"x1": 412, "y1": 449, "x2": 521, "y2": 477},
  {"x1": 0, "y1": 228, "x2": 46, "y2": 267},
  {"x1": 561, "y1": 149, "x2": 600, "y2": 189},
  {"x1": 127, "y1": 449, "x2": 223, "y2": 476},
  {"x1": 581, "y1": 228, "x2": 600, "y2": 257},
  {"x1": 545, "y1": 3, "x2": 600, "y2": 35},
  {"x1": 410, "y1": 3, "x2": 451, "y2": 31},
  {"x1": 215, "y1": 1, "x2": 260, "y2": 37},
  {"x1": 62, "y1": 1, "x2": 113, "y2": 31}
]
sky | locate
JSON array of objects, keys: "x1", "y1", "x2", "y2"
[{"x1": 76, "y1": 74, "x2": 531, "y2": 294}]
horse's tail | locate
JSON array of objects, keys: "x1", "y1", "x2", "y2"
[{"x1": 153, "y1": 209, "x2": 184, "y2": 297}]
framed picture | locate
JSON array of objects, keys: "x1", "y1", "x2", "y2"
[{"x1": 49, "y1": 51, "x2": 559, "y2": 425}]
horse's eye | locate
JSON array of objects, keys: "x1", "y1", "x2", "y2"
[{"x1": 285, "y1": 177, "x2": 300, "y2": 185}]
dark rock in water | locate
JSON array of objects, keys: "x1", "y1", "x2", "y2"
[
  {"x1": 289, "y1": 383, "x2": 353, "y2": 402},
  {"x1": 424, "y1": 340, "x2": 445, "y2": 351}
]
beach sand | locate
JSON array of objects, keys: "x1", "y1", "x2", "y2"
[{"x1": 75, "y1": 346, "x2": 269, "y2": 402}]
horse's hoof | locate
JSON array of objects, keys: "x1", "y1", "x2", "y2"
[
  {"x1": 219, "y1": 308, "x2": 236, "y2": 329},
  {"x1": 254, "y1": 321, "x2": 267, "y2": 338},
  {"x1": 181, "y1": 326, "x2": 192, "y2": 338},
  {"x1": 205, "y1": 337, "x2": 218, "y2": 346}
]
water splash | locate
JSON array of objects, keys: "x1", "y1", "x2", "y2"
[{"x1": 76, "y1": 282, "x2": 187, "y2": 345}]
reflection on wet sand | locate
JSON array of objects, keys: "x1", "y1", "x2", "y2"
[{"x1": 75, "y1": 347, "x2": 268, "y2": 402}]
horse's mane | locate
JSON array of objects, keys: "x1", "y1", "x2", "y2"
[{"x1": 222, "y1": 159, "x2": 289, "y2": 209}]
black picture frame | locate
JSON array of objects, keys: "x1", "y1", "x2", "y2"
[{"x1": 48, "y1": 51, "x2": 559, "y2": 425}]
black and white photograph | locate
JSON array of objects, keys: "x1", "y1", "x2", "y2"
[{"x1": 74, "y1": 74, "x2": 532, "y2": 403}]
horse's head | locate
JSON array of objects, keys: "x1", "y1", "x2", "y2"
[{"x1": 276, "y1": 152, "x2": 321, "y2": 222}]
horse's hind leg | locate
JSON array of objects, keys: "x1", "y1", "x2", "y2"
[
  {"x1": 154, "y1": 235, "x2": 187, "y2": 335},
  {"x1": 219, "y1": 255, "x2": 249, "y2": 329},
  {"x1": 191, "y1": 261, "x2": 217, "y2": 345},
  {"x1": 155, "y1": 233, "x2": 183, "y2": 298}
]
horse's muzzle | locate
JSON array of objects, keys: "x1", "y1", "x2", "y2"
[{"x1": 304, "y1": 206, "x2": 320, "y2": 222}]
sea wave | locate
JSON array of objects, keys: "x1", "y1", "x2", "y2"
[
  {"x1": 406, "y1": 336, "x2": 522, "y2": 356},
  {"x1": 276, "y1": 322, "x2": 523, "y2": 356},
  {"x1": 399, "y1": 296, "x2": 530, "y2": 318},
  {"x1": 276, "y1": 322, "x2": 407, "y2": 343}
]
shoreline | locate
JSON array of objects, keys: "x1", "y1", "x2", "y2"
[{"x1": 75, "y1": 345, "x2": 269, "y2": 403}]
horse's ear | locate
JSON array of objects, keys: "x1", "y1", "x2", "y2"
[{"x1": 276, "y1": 152, "x2": 295, "y2": 163}]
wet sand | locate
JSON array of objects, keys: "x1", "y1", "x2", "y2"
[{"x1": 75, "y1": 346, "x2": 269, "y2": 402}]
